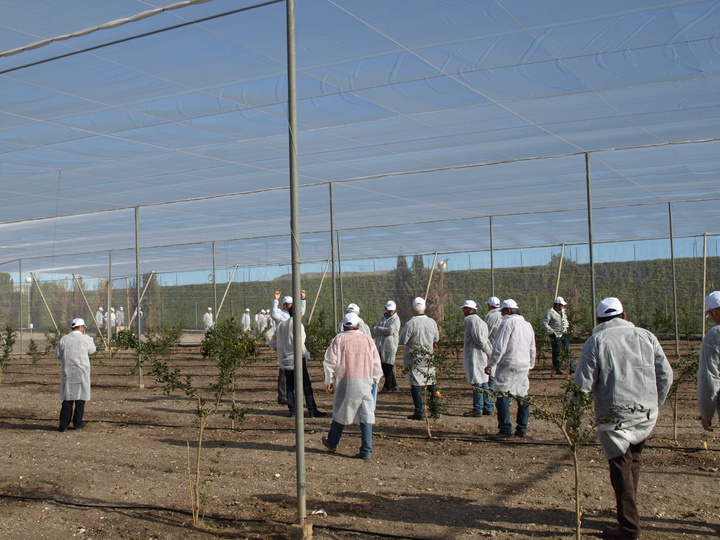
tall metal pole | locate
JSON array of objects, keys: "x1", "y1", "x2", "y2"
[
  {"x1": 702, "y1": 233, "x2": 708, "y2": 336},
  {"x1": 286, "y1": 0, "x2": 308, "y2": 530},
  {"x1": 554, "y1": 243, "x2": 566, "y2": 300},
  {"x1": 585, "y1": 153, "x2": 596, "y2": 328},
  {"x1": 212, "y1": 241, "x2": 217, "y2": 316},
  {"x1": 135, "y1": 207, "x2": 143, "y2": 388},
  {"x1": 107, "y1": 251, "x2": 112, "y2": 346},
  {"x1": 668, "y1": 203, "x2": 680, "y2": 356},
  {"x1": 337, "y1": 230, "x2": 345, "y2": 309},
  {"x1": 329, "y1": 182, "x2": 338, "y2": 326},
  {"x1": 489, "y1": 216, "x2": 495, "y2": 296},
  {"x1": 19, "y1": 260, "x2": 23, "y2": 357}
]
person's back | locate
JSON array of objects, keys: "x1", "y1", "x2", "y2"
[
  {"x1": 576, "y1": 317, "x2": 670, "y2": 422},
  {"x1": 491, "y1": 314, "x2": 535, "y2": 369}
]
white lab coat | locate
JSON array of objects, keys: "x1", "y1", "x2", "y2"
[
  {"x1": 542, "y1": 307, "x2": 568, "y2": 337},
  {"x1": 202, "y1": 311, "x2": 213, "y2": 331},
  {"x1": 324, "y1": 330, "x2": 382, "y2": 425},
  {"x1": 487, "y1": 314, "x2": 536, "y2": 396},
  {"x1": 399, "y1": 314, "x2": 439, "y2": 386},
  {"x1": 374, "y1": 313, "x2": 400, "y2": 365},
  {"x1": 274, "y1": 317, "x2": 309, "y2": 370},
  {"x1": 698, "y1": 325, "x2": 720, "y2": 421},
  {"x1": 574, "y1": 317, "x2": 673, "y2": 460},
  {"x1": 270, "y1": 298, "x2": 306, "y2": 324},
  {"x1": 95, "y1": 310, "x2": 104, "y2": 329},
  {"x1": 240, "y1": 312, "x2": 251, "y2": 332},
  {"x1": 55, "y1": 330, "x2": 96, "y2": 401},
  {"x1": 484, "y1": 308, "x2": 503, "y2": 347},
  {"x1": 116, "y1": 309, "x2": 125, "y2": 326},
  {"x1": 109, "y1": 311, "x2": 116, "y2": 328},
  {"x1": 463, "y1": 313, "x2": 492, "y2": 385}
]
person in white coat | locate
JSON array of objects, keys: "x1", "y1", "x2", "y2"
[
  {"x1": 274, "y1": 304, "x2": 326, "y2": 418},
  {"x1": 542, "y1": 296, "x2": 574, "y2": 374},
  {"x1": 322, "y1": 312, "x2": 383, "y2": 459},
  {"x1": 116, "y1": 306, "x2": 125, "y2": 327},
  {"x1": 375, "y1": 300, "x2": 401, "y2": 393},
  {"x1": 336, "y1": 303, "x2": 372, "y2": 336},
  {"x1": 485, "y1": 299, "x2": 536, "y2": 439},
  {"x1": 241, "y1": 308, "x2": 252, "y2": 332},
  {"x1": 573, "y1": 297, "x2": 672, "y2": 539},
  {"x1": 109, "y1": 308, "x2": 116, "y2": 335},
  {"x1": 699, "y1": 291, "x2": 720, "y2": 432},
  {"x1": 94, "y1": 307, "x2": 104, "y2": 336},
  {"x1": 55, "y1": 318, "x2": 96, "y2": 432},
  {"x1": 270, "y1": 291, "x2": 307, "y2": 406},
  {"x1": 202, "y1": 307, "x2": 213, "y2": 332},
  {"x1": 484, "y1": 297, "x2": 503, "y2": 346},
  {"x1": 399, "y1": 297, "x2": 440, "y2": 420},
  {"x1": 460, "y1": 300, "x2": 493, "y2": 417}
]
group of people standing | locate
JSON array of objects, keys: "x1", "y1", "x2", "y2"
[
  {"x1": 93, "y1": 306, "x2": 125, "y2": 335},
  {"x1": 55, "y1": 288, "x2": 720, "y2": 540}
]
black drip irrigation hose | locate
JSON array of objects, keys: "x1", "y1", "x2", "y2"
[{"x1": 0, "y1": 493, "x2": 425, "y2": 539}]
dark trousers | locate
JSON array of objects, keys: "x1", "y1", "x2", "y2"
[
  {"x1": 59, "y1": 400, "x2": 86, "y2": 430},
  {"x1": 608, "y1": 440, "x2": 645, "y2": 536},
  {"x1": 550, "y1": 334, "x2": 574, "y2": 372},
  {"x1": 283, "y1": 359, "x2": 318, "y2": 415},
  {"x1": 381, "y1": 362, "x2": 397, "y2": 390},
  {"x1": 277, "y1": 368, "x2": 287, "y2": 403},
  {"x1": 410, "y1": 384, "x2": 437, "y2": 417}
]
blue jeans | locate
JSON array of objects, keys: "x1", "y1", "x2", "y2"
[
  {"x1": 472, "y1": 382, "x2": 494, "y2": 413},
  {"x1": 410, "y1": 384, "x2": 438, "y2": 417},
  {"x1": 495, "y1": 395, "x2": 530, "y2": 435},
  {"x1": 326, "y1": 420, "x2": 372, "y2": 458}
]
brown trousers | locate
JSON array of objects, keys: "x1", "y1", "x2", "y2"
[{"x1": 608, "y1": 440, "x2": 645, "y2": 535}]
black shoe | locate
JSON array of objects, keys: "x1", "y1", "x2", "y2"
[
  {"x1": 310, "y1": 410, "x2": 328, "y2": 418},
  {"x1": 483, "y1": 410, "x2": 495, "y2": 416},
  {"x1": 72, "y1": 422, "x2": 86, "y2": 430},
  {"x1": 288, "y1": 411, "x2": 295, "y2": 417},
  {"x1": 602, "y1": 525, "x2": 639, "y2": 539},
  {"x1": 58, "y1": 426, "x2": 68, "y2": 433},
  {"x1": 514, "y1": 430, "x2": 527, "y2": 438},
  {"x1": 555, "y1": 369, "x2": 564, "y2": 375},
  {"x1": 407, "y1": 413, "x2": 424, "y2": 420},
  {"x1": 378, "y1": 388, "x2": 390, "y2": 394},
  {"x1": 463, "y1": 410, "x2": 483, "y2": 417},
  {"x1": 390, "y1": 387, "x2": 400, "y2": 392},
  {"x1": 278, "y1": 398, "x2": 288, "y2": 405},
  {"x1": 488, "y1": 431, "x2": 513, "y2": 440},
  {"x1": 321, "y1": 436, "x2": 336, "y2": 452},
  {"x1": 355, "y1": 453, "x2": 372, "y2": 460}
]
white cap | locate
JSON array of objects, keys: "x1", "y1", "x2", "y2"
[
  {"x1": 486, "y1": 296, "x2": 500, "y2": 308},
  {"x1": 119, "y1": 307, "x2": 123, "y2": 310},
  {"x1": 501, "y1": 299, "x2": 518, "y2": 310},
  {"x1": 460, "y1": 300, "x2": 477, "y2": 310},
  {"x1": 245, "y1": 308, "x2": 250, "y2": 312},
  {"x1": 597, "y1": 297, "x2": 623, "y2": 318},
  {"x1": 110, "y1": 307, "x2": 115, "y2": 312},
  {"x1": 412, "y1": 297, "x2": 426, "y2": 311},
  {"x1": 71, "y1": 318, "x2": 86, "y2": 328},
  {"x1": 342, "y1": 312, "x2": 360, "y2": 328},
  {"x1": 98, "y1": 307, "x2": 104, "y2": 311},
  {"x1": 282, "y1": 296, "x2": 293, "y2": 305},
  {"x1": 705, "y1": 291, "x2": 720, "y2": 312},
  {"x1": 207, "y1": 307, "x2": 212, "y2": 311},
  {"x1": 554, "y1": 296, "x2": 567, "y2": 305},
  {"x1": 346, "y1": 303, "x2": 360, "y2": 314},
  {"x1": 385, "y1": 300, "x2": 396, "y2": 311}
]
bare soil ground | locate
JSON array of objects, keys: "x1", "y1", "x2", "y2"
[{"x1": 1, "y1": 335, "x2": 718, "y2": 540}]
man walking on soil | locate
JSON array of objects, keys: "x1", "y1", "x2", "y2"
[
  {"x1": 375, "y1": 300, "x2": 401, "y2": 393},
  {"x1": 485, "y1": 299, "x2": 535, "y2": 439},
  {"x1": 270, "y1": 291, "x2": 306, "y2": 406},
  {"x1": 698, "y1": 291, "x2": 720, "y2": 433},
  {"x1": 322, "y1": 312, "x2": 382, "y2": 459},
  {"x1": 542, "y1": 296, "x2": 574, "y2": 374},
  {"x1": 460, "y1": 300, "x2": 493, "y2": 417},
  {"x1": 573, "y1": 297, "x2": 672, "y2": 539},
  {"x1": 399, "y1": 297, "x2": 440, "y2": 420}
]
